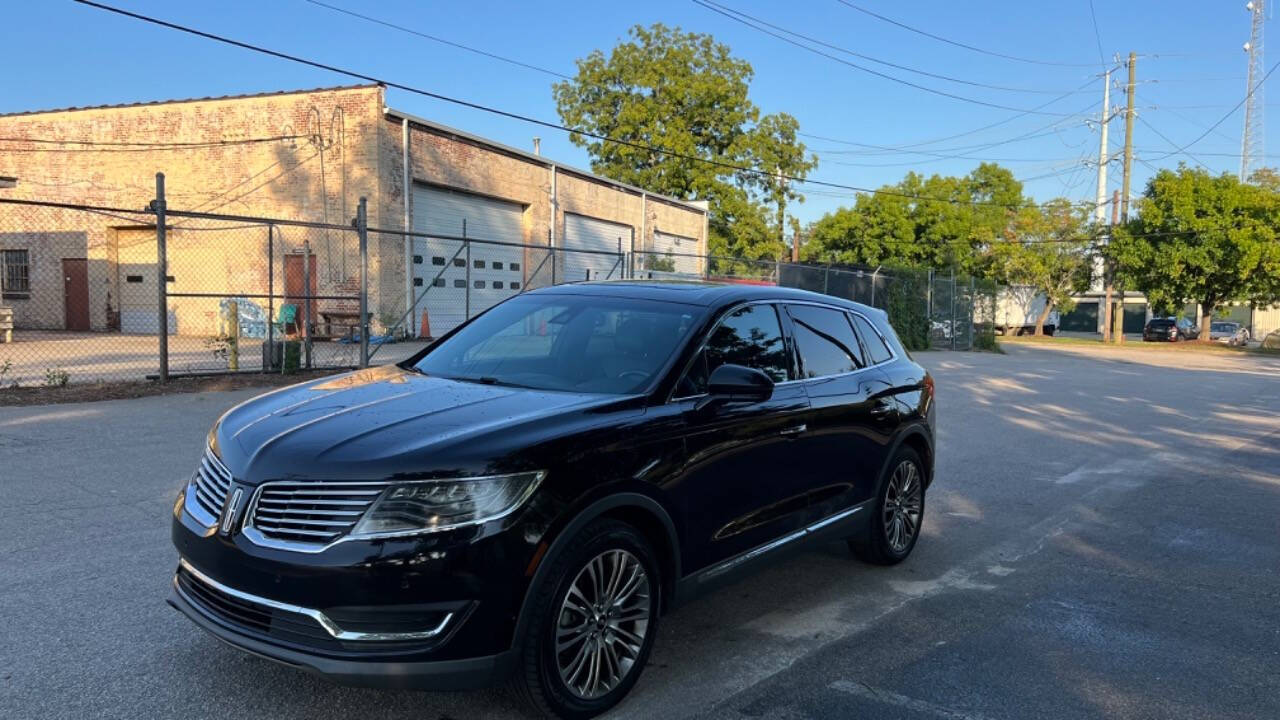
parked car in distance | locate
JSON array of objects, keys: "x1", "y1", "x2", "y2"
[
  {"x1": 1208, "y1": 321, "x2": 1250, "y2": 346},
  {"x1": 168, "y1": 281, "x2": 936, "y2": 719},
  {"x1": 1143, "y1": 317, "x2": 1199, "y2": 342}
]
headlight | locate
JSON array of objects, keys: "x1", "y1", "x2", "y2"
[{"x1": 349, "y1": 471, "x2": 546, "y2": 538}]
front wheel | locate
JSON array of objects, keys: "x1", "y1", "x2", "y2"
[
  {"x1": 849, "y1": 447, "x2": 926, "y2": 565},
  {"x1": 513, "y1": 519, "x2": 660, "y2": 719}
]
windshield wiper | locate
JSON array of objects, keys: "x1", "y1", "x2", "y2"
[{"x1": 449, "y1": 375, "x2": 536, "y2": 390}]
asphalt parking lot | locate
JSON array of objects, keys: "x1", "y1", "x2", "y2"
[{"x1": 2, "y1": 344, "x2": 1279, "y2": 719}]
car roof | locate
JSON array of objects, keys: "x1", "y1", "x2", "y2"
[{"x1": 526, "y1": 279, "x2": 884, "y2": 316}]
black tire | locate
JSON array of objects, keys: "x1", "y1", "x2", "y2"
[
  {"x1": 848, "y1": 446, "x2": 926, "y2": 566},
  {"x1": 512, "y1": 519, "x2": 661, "y2": 719}
]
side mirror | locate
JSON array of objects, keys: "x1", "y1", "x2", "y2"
[{"x1": 703, "y1": 363, "x2": 774, "y2": 405}]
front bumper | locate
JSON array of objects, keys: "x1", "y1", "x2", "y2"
[
  {"x1": 168, "y1": 577, "x2": 517, "y2": 689},
  {"x1": 169, "y1": 478, "x2": 553, "y2": 688}
]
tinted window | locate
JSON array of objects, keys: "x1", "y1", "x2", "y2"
[
  {"x1": 788, "y1": 305, "x2": 864, "y2": 378},
  {"x1": 677, "y1": 304, "x2": 788, "y2": 396},
  {"x1": 1150, "y1": 319, "x2": 1174, "y2": 328},
  {"x1": 852, "y1": 314, "x2": 893, "y2": 365},
  {"x1": 413, "y1": 294, "x2": 698, "y2": 394}
]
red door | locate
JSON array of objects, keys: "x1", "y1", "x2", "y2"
[
  {"x1": 284, "y1": 253, "x2": 317, "y2": 335},
  {"x1": 63, "y1": 258, "x2": 90, "y2": 331}
]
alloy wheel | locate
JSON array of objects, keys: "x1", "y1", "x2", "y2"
[
  {"x1": 882, "y1": 460, "x2": 923, "y2": 553},
  {"x1": 555, "y1": 548, "x2": 651, "y2": 700}
]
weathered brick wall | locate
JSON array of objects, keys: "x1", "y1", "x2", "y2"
[{"x1": 0, "y1": 85, "x2": 386, "y2": 332}]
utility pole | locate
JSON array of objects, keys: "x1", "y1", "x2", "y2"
[
  {"x1": 791, "y1": 226, "x2": 801, "y2": 263},
  {"x1": 1113, "y1": 52, "x2": 1137, "y2": 344},
  {"x1": 1094, "y1": 70, "x2": 1112, "y2": 225},
  {"x1": 1096, "y1": 69, "x2": 1113, "y2": 342},
  {"x1": 1105, "y1": 190, "x2": 1116, "y2": 340}
]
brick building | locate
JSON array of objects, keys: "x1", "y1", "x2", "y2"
[{"x1": 0, "y1": 84, "x2": 708, "y2": 337}]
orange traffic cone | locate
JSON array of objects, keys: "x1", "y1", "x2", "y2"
[{"x1": 419, "y1": 309, "x2": 433, "y2": 340}]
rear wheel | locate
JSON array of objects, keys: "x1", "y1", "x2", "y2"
[
  {"x1": 513, "y1": 519, "x2": 660, "y2": 719},
  {"x1": 849, "y1": 447, "x2": 925, "y2": 565}
]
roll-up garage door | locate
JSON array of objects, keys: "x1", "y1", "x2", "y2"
[
  {"x1": 118, "y1": 229, "x2": 165, "y2": 334},
  {"x1": 562, "y1": 213, "x2": 629, "y2": 282},
  {"x1": 411, "y1": 185, "x2": 525, "y2": 337},
  {"x1": 651, "y1": 230, "x2": 700, "y2": 277}
]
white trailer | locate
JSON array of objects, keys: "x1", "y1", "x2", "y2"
[{"x1": 979, "y1": 285, "x2": 1059, "y2": 336}]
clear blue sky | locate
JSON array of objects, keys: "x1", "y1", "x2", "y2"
[{"x1": 1, "y1": 0, "x2": 1270, "y2": 224}]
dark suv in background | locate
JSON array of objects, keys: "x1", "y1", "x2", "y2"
[
  {"x1": 168, "y1": 281, "x2": 936, "y2": 718},
  {"x1": 1143, "y1": 316, "x2": 1199, "y2": 342}
]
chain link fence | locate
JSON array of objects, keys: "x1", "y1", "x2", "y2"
[{"x1": 1, "y1": 186, "x2": 1001, "y2": 393}]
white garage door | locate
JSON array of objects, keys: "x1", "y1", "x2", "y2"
[
  {"x1": 117, "y1": 231, "x2": 167, "y2": 334},
  {"x1": 411, "y1": 185, "x2": 525, "y2": 337},
  {"x1": 652, "y1": 230, "x2": 701, "y2": 277},
  {"x1": 562, "y1": 213, "x2": 629, "y2": 282}
]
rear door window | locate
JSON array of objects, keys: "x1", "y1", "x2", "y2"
[
  {"x1": 787, "y1": 304, "x2": 864, "y2": 378},
  {"x1": 851, "y1": 314, "x2": 893, "y2": 365}
]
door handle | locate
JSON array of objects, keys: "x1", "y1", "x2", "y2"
[
  {"x1": 869, "y1": 403, "x2": 896, "y2": 419},
  {"x1": 779, "y1": 424, "x2": 807, "y2": 437}
]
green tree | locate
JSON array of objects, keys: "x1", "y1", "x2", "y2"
[
  {"x1": 802, "y1": 164, "x2": 1024, "y2": 275},
  {"x1": 990, "y1": 198, "x2": 1094, "y2": 335},
  {"x1": 1110, "y1": 166, "x2": 1280, "y2": 338},
  {"x1": 553, "y1": 24, "x2": 816, "y2": 261}
]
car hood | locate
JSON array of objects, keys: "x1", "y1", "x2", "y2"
[{"x1": 211, "y1": 365, "x2": 630, "y2": 483}]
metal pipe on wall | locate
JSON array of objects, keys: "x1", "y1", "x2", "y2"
[{"x1": 401, "y1": 117, "x2": 413, "y2": 334}]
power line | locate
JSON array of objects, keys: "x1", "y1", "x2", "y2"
[
  {"x1": 833, "y1": 0, "x2": 1099, "y2": 68},
  {"x1": 697, "y1": 0, "x2": 1084, "y2": 95},
  {"x1": 1136, "y1": 115, "x2": 1210, "y2": 170},
  {"x1": 800, "y1": 102, "x2": 1097, "y2": 158},
  {"x1": 691, "y1": 0, "x2": 1078, "y2": 115},
  {"x1": 1148, "y1": 60, "x2": 1280, "y2": 161},
  {"x1": 806, "y1": 76, "x2": 1102, "y2": 153},
  {"x1": 72, "y1": 0, "x2": 1098, "y2": 212},
  {"x1": 1086, "y1": 0, "x2": 1107, "y2": 67},
  {"x1": 301, "y1": 0, "x2": 571, "y2": 80}
]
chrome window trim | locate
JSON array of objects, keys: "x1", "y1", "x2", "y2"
[
  {"x1": 176, "y1": 558, "x2": 453, "y2": 642},
  {"x1": 668, "y1": 299, "x2": 897, "y2": 403}
]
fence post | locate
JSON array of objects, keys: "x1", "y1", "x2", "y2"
[
  {"x1": 303, "y1": 240, "x2": 313, "y2": 369},
  {"x1": 968, "y1": 276, "x2": 976, "y2": 350},
  {"x1": 154, "y1": 173, "x2": 168, "y2": 382},
  {"x1": 357, "y1": 197, "x2": 369, "y2": 369},
  {"x1": 926, "y1": 268, "x2": 933, "y2": 328},
  {"x1": 823, "y1": 264, "x2": 830, "y2": 294},
  {"x1": 267, "y1": 225, "x2": 274, "y2": 369},
  {"x1": 950, "y1": 268, "x2": 957, "y2": 351}
]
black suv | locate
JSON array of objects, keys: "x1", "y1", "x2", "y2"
[
  {"x1": 169, "y1": 281, "x2": 936, "y2": 718},
  {"x1": 1143, "y1": 316, "x2": 1199, "y2": 342}
]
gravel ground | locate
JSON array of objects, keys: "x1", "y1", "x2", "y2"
[{"x1": 2, "y1": 343, "x2": 1278, "y2": 719}]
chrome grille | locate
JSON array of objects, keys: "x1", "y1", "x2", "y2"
[
  {"x1": 191, "y1": 446, "x2": 234, "y2": 521},
  {"x1": 249, "y1": 482, "x2": 386, "y2": 545}
]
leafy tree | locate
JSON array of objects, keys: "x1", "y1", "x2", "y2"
[
  {"x1": 1110, "y1": 166, "x2": 1280, "y2": 338},
  {"x1": 553, "y1": 24, "x2": 816, "y2": 260},
  {"x1": 989, "y1": 198, "x2": 1094, "y2": 335},
  {"x1": 803, "y1": 164, "x2": 1024, "y2": 275}
]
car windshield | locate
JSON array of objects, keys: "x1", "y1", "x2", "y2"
[
  {"x1": 410, "y1": 293, "x2": 701, "y2": 394},
  {"x1": 1211, "y1": 323, "x2": 1237, "y2": 332}
]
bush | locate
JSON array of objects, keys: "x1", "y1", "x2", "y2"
[{"x1": 884, "y1": 271, "x2": 930, "y2": 351}]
